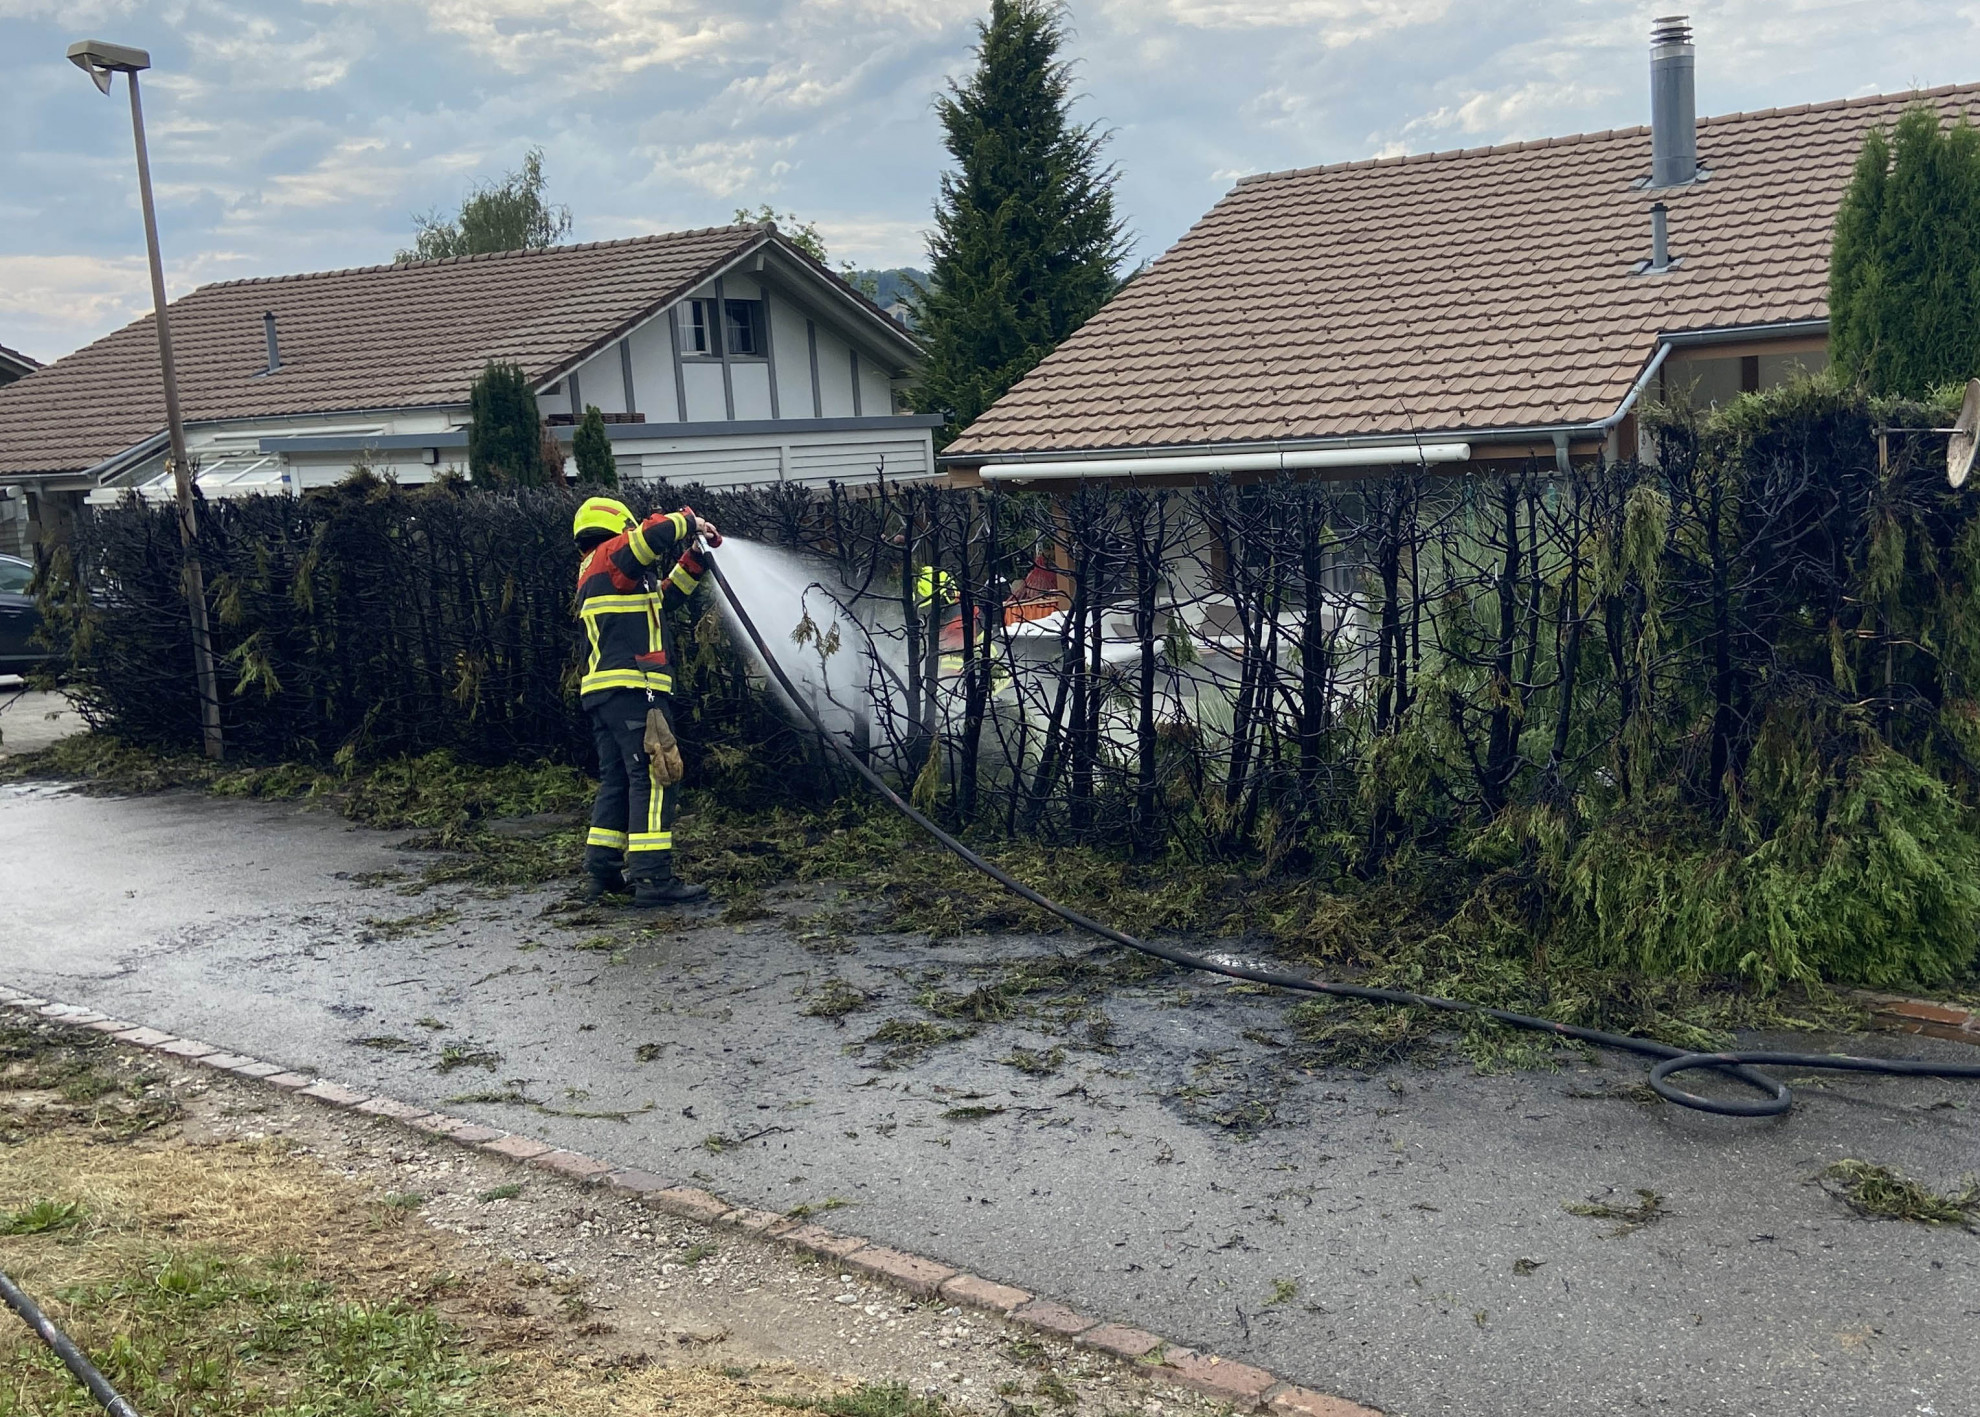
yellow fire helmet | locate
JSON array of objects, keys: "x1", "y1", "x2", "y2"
[{"x1": 572, "y1": 495, "x2": 636, "y2": 543}]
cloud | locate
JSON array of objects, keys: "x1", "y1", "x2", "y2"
[
  {"x1": 1392, "y1": 78, "x2": 1617, "y2": 146},
  {"x1": 638, "y1": 136, "x2": 802, "y2": 200},
  {"x1": 6, "y1": 0, "x2": 1980, "y2": 364},
  {"x1": 335, "y1": 0, "x2": 750, "y2": 78},
  {"x1": 0, "y1": 254, "x2": 152, "y2": 363},
  {"x1": 1101, "y1": 0, "x2": 1448, "y2": 43},
  {"x1": 814, "y1": 214, "x2": 931, "y2": 270}
]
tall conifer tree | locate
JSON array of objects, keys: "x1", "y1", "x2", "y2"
[
  {"x1": 913, "y1": 0, "x2": 1127, "y2": 444},
  {"x1": 1830, "y1": 105, "x2": 1980, "y2": 397},
  {"x1": 572, "y1": 404, "x2": 618, "y2": 488},
  {"x1": 467, "y1": 361, "x2": 550, "y2": 488}
]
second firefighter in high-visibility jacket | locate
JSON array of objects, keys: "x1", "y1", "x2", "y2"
[{"x1": 570, "y1": 496, "x2": 717, "y2": 907}]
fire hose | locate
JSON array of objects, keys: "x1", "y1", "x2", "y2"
[
  {"x1": 0, "y1": 1267, "x2": 141, "y2": 1416},
  {"x1": 702, "y1": 547, "x2": 1980, "y2": 1118}
]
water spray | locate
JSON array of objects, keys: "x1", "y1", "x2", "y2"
[{"x1": 700, "y1": 545, "x2": 1980, "y2": 1119}]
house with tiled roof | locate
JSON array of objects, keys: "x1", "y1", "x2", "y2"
[
  {"x1": 0, "y1": 222, "x2": 936, "y2": 546},
  {"x1": 0, "y1": 343, "x2": 45, "y2": 554},
  {"x1": 0, "y1": 343, "x2": 38, "y2": 387},
  {"x1": 943, "y1": 21, "x2": 1971, "y2": 486}
]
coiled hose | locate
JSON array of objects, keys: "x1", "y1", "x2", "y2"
[{"x1": 704, "y1": 552, "x2": 1980, "y2": 1118}]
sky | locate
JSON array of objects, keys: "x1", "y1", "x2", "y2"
[{"x1": 2, "y1": 0, "x2": 1976, "y2": 364}]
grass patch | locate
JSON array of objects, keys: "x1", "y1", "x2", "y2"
[
  {"x1": 1, "y1": 1198, "x2": 83, "y2": 1236},
  {"x1": 1821, "y1": 1160, "x2": 1980, "y2": 1228},
  {"x1": 477, "y1": 1184, "x2": 524, "y2": 1203},
  {"x1": 811, "y1": 1384, "x2": 949, "y2": 1417},
  {"x1": 0, "y1": 1014, "x2": 983, "y2": 1417}
]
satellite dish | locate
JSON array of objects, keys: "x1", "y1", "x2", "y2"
[{"x1": 1949, "y1": 379, "x2": 1980, "y2": 487}]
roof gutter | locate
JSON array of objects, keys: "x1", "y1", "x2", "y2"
[
  {"x1": 82, "y1": 430, "x2": 171, "y2": 484},
  {"x1": 976, "y1": 441, "x2": 1472, "y2": 484}
]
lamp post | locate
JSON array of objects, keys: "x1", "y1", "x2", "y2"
[{"x1": 66, "y1": 39, "x2": 223, "y2": 759}]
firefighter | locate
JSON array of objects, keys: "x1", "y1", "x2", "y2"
[
  {"x1": 913, "y1": 563, "x2": 958, "y2": 613},
  {"x1": 571, "y1": 496, "x2": 717, "y2": 907}
]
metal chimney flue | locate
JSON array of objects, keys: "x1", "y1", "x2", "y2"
[
  {"x1": 1649, "y1": 202, "x2": 1671, "y2": 272},
  {"x1": 1649, "y1": 15, "x2": 1697, "y2": 188},
  {"x1": 262, "y1": 311, "x2": 281, "y2": 375}
]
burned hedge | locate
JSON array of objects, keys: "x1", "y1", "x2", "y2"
[{"x1": 38, "y1": 380, "x2": 1980, "y2": 989}]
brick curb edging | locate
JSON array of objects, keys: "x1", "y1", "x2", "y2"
[
  {"x1": 0, "y1": 986, "x2": 1378, "y2": 1417},
  {"x1": 1855, "y1": 991, "x2": 1980, "y2": 1045}
]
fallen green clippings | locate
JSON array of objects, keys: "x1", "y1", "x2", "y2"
[
  {"x1": 1821, "y1": 1159, "x2": 1980, "y2": 1227},
  {"x1": 800, "y1": 979, "x2": 874, "y2": 1020},
  {"x1": 4, "y1": 734, "x2": 1931, "y2": 1097},
  {"x1": 940, "y1": 1104, "x2": 1005, "y2": 1121},
  {"x1": 999, "y1": 1046, "x2": 1065, "y2": 1076},
  {"x1": 860, "y1": 1017, "x2": 974, "y2": 1070},
  {"x1": 362, "y1": 907, "x2": 461, "y2": 939},
  {"x1": 0, "y1": 1022, "x2": 180, "y2": 1143},
  {"x1": 1565, "y1": 1188, "x2": 1665, "y2": 1236},
  {"x1": 783, "y1": 1198, "x2": 851, "y2": 1220},
  {"x1": 435, "y1": 1045, "x2": 503, "y2": 1075}
]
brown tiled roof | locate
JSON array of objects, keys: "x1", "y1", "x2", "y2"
[
  {"x1": 0, "y1": 224, "x2": 781, "y2": 477},
  {"x1": 947, "y1": 84, "x2": 1980, "y2": 460}
]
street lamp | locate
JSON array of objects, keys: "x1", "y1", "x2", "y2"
[{"x1": 67, "y1": 39, "x2": 224, "y2": 760}]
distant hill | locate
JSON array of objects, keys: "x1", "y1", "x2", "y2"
[{"x1": 845, "y1": 268, "x2": 928, "y2": 328}]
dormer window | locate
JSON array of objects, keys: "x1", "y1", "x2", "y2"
[
  {"x1": 724, "y1": 299, "x2": 767, "y2": 356},
  {"x1": 680, "y1": 297, "x2": 767, "y2": 358},
  {"x1": 682, "y1": 299, "x2": 719, "y2": 356}
]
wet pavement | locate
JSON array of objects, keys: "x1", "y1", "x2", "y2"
[
  {"x1": 3, "y1": 781, "x2": 1977, "y2": 1417},
  {"x1": 0, "y1": 684, "x2": 83, "y2": 756}
]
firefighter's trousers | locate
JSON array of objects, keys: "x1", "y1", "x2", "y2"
[{"x1": 585, "y1": 689, "x2": 678, "y2": 883}]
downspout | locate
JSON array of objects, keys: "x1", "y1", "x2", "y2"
[{"x1": 1593, "y1": 341, "x2": 1673, "y2": 461}]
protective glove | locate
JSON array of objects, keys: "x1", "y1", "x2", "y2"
[
  {"x1": 679, "y1": 505, "x2": 721, "y2": 546},
  {"x1": 643, "y1": 702, "x2": 686, "y2": 786}
]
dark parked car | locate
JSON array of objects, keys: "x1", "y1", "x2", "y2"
[{"x1": 0, "y1": 552, "x2": 48, "y2": 674}]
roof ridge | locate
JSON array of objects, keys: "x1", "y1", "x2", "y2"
[
  {"x1": 193, "y1": 223, "x2": 762, "y2": 293},
  {"x1": 1233, "y1": 80, "x2": 1980, "y2": 188},
  {"x1": 1695, "y1": 80, "x2": 1980, "y2": 128}
]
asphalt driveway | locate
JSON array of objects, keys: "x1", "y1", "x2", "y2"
[{"x1": 3, "y1": 780, "x2": 1976, "y2": 1416}]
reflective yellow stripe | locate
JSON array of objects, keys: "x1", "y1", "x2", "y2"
[
  {"x1": 586, "y1": 827, "x2": 627, "y2": 849},
  {"x1": 580, "y1": 668, "x2": 673, "y2": 695},
  {"x1": 628, "y1": 831, "x2": 673, "y2": 851},
  {"x1": 667, "y1": 564, "x2": 699, "y2": 596},
  {"x1": 579, "y1": 593, "x2": 658, "y2": 614},
  {"x1": 667, "y1": 511, "x2": 689, "y2": 541},
  {"x1": 627, "y1": 523, "x2": 659, "y2": 565}
]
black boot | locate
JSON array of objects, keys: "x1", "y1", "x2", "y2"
[
  {"x1": 632, "y1": 874, "x2": 709, "y2": 907},
  {"x1": 581, "y1": 867, "x2": 628, "y2": 902}
]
